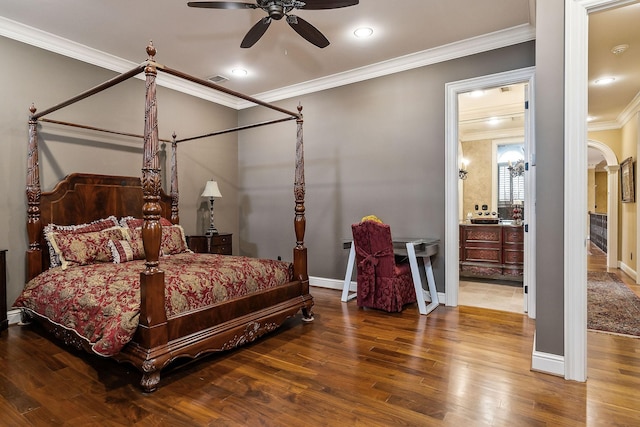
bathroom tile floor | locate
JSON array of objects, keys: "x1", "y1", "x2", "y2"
[{"x1": 458, "y1": 279, "x2": 525, "y2": 313}]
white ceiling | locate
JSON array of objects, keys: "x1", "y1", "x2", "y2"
[
  {"x1": 458, "y1": 83, "x2": 525, "y2": 142},
  {"x1": 588, "y1": 2, "x2": 640, "y2": 126},
  {"x1": 0, "y1": 0, "x2": 534, "y2": 105},
  {"x1": 0, "y1": 0, "x2": 638, "y2": 132}
]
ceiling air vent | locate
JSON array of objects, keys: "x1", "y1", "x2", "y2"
[
  {"x1": 207, "y1": 75, "x2": 228, "y2": 84},
  {"x1": 500, "y1": 86, "x2": 511, "y2": 92}
]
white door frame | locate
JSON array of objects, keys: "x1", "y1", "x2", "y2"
[
  {"x1": 445, "y1": 67, "x2": 536, "y2": 318},
  {"x1": 564, "y1": 0, "x2": 636, "y2": 383}
]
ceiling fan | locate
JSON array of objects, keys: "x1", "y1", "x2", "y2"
[{"x1": 187, "y1": 0, "x2": 359, "y2": 48}]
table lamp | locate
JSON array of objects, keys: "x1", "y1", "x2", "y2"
[{"x1": 201, "y1": 180, "x2": 222, "y2": 235}]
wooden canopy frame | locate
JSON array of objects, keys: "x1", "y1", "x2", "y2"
[{"x1": 24, "y1": 42, "x2": 311, "y2": 392}]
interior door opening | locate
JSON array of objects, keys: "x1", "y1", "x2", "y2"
[
  {"x1": 445, "y1": 67, "x2": 536, "y2": 319},
  {"x1": 457, "y1": 85, "x2": 527, "y2": 313}
]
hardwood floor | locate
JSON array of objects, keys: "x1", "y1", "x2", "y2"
[{"x1": 1, "y1": 283, "x2": 640, "y2": 425}]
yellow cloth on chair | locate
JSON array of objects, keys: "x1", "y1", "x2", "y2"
[{"x1": 361, "y1": 215, "x2": 383, "y2": 224}]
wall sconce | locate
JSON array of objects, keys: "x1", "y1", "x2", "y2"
[
  {"x1": 201, "y1": 180, "x2": 222, "y2": 235},
  {"x1": 508, "y1": 159, "x2": 525, "y2": 177},
  {"x1": 459, "y1": 158, "x2": 469, "y2": 180}
]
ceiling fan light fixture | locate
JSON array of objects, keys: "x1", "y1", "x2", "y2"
[
  {"x1": 353, "y1": 27, "x2": 373, "y2": 38},
  {"x1": 188, "y1": 0, "x2": 359, "y2": 48}
]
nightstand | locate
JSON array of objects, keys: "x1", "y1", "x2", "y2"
[
  {"x1": 187, "y1": 233, "x2": 232, "y2": 255},
  {"x1": 1, "y1": 250, "x2": 7, "y2": 332}
]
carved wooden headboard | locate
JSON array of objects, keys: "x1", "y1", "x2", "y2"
[{"x1": 33, "y1": 173, "x2": 173, "y2": 273}]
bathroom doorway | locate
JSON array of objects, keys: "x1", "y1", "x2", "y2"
[{"x1": 445, "y1": 67, "x2": 536, "y2": 319}]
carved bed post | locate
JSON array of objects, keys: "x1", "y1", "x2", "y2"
[
  {"x1": 170, "y1": 133, "x2": 179, "y2": 224},
  {"x1": 138, "y1": 42, "x2": 168, "y2": 392},
  {"x1": 141, "y1": 42, "x2": 163, "y2": 271},
  {"x1": 26, "y1": 104, "x2": 43, "y2": 280},
  {"x1": 293, "y1": 104, "x2": 308, "y2": 283}
]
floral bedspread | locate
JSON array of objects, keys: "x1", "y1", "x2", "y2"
[{"x1": 13, "y1": 253, "x2": 293, "y2": 357}]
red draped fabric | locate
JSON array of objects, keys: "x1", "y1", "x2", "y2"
[{"x1": 351, "y1": 221, "x2": 417, "y2": 312}]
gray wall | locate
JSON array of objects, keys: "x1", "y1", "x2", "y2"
[
  {"x1": 3, "y1": 29, "x2": 565, "y2": 361},
  {"x1": 0, "y1": 36, "x2": 239, "y2": 305},
  {"x1": 534, "y1": 0, "x2": 565, "y2": 356},
  {"x1": 238, "y1": 41, "x2": 536, "y2": 292}
]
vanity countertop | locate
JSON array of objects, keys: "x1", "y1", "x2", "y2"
[{"x1": 460, "y1": 221, "x2": 523, "y2": 227}]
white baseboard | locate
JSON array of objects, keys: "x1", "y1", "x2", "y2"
[
  {"x1": 531, "y1": 332, "x2": 565, "y2": 377},
  {"x1": 309, "y1": 276, "x2": 445, "y2": 302},
  {"x1": 618, "y1": 262, "x2": 637, "y2": 282},
  {"x1": 309, "y1": 276, "x2": 355, "y2": 292},
  {"x1": 531, "y1": 350, "x2": 564, "y2": 377},
  {"x1": 7, "y1": 309, "x2": 22, "y2": 326}
]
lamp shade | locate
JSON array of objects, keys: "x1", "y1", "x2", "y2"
[{"x1": 201, "y1": 181, "x2": 222, "y2": 198}]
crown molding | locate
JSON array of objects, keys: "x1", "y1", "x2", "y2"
[
  {"x1": 0, "y1": 16, "x2": 240, "y2": 109},
  {"x1": 0, "y1": 16, "x2": 535, "y2": 110},
  {"x1": 460, "y1": 128, "x2": 525, "y2": 142},
  {"x1": 459, "y1": 102, "x2": 524, "y2": 122},
  {"x1": 588, "y1": 89, "x2": 640, "y2": 131},
  {"x1": 241, "y1": 24, "x2": 536, "y2": 108},
  {"x1": 587, "y1": 120, "x2": 622, "y2": 132},
  {"x1": 617, "y1": 90, "x2": 640, "y2": 127}
]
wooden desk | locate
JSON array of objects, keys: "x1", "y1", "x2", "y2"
[{"x1": 342, "y1": 238, "x2": 440, "y2": 315}]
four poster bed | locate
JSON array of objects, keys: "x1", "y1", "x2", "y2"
[{"x1": 13, "y1": 43, "x2": 314, "y2": 392}]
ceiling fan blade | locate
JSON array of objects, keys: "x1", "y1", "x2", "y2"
[
  {"x1": 298, "y1": 0, "x2": 359, "y2": 10},
  {"x1": 241, "y1": 17, "x2": 271, "y2": 48},
  {"x1": 287, "y1": 15, "x2": 330, "y2": 48},
  {"x1": 187, "y1": 1, "x2": 257, "y2": 9}
]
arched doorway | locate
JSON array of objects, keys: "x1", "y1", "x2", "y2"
[{"x1": 588, "y1": 140, "x2": 619, "y2": 269}]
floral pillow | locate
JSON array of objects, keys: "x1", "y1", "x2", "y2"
[
  {"x1": 44, "y1": 216, "x2": 120, "y2": 267},
  {"x1": 160, "y1": 225, "x2": 190, "y2": 255},
  {"x1": 126, "y1": 225, "x2": 189, "y2": 257},
  {"x1": 46, "y1": 227, "x2": 127, "y2": 269}
]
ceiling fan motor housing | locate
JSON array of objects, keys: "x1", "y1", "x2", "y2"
[
  {"x1": 259, "y1": 1, "x2": 301, "y2": 20},
  {"x1": 267, "y1": 4, "x2": 285, "y2": 19}
]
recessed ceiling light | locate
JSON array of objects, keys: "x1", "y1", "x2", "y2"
[
  {"x1": 231, "y1": 68, "x2": 248, "y2": 77},
  {"x1": 353, "y1": 27, "x2": 373, "y2": 38},
  {"x1": 594, "y1": 77, "x2": 615, "y2": 85},
  {"x1": 468, "y1": 90, "x2": 485, "y2": 97},
  {"x1": 587, "y1": 116, "x2": 595, "y2": 122},
  {"x1": 488, "y1": 117, "x2": 500, "y2": 125}
]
